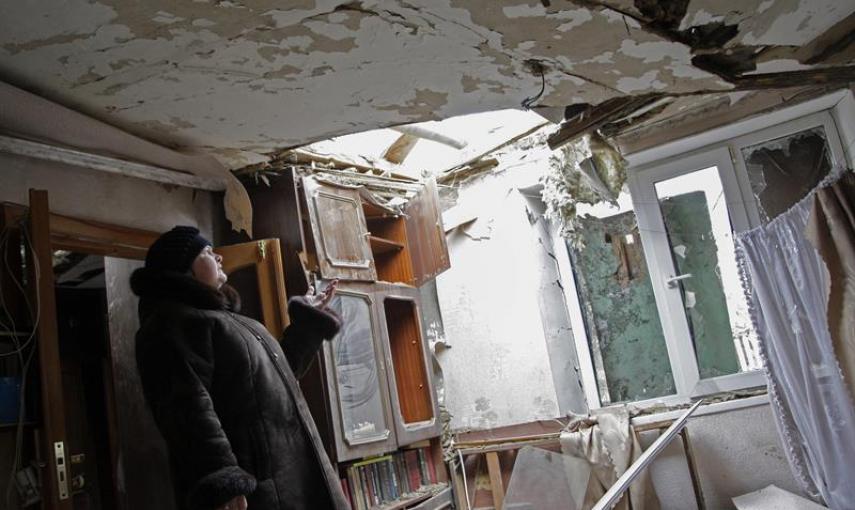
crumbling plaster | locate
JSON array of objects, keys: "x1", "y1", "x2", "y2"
[
  {"x1": 435, "y1": 127, "x2": 591, "y2": 430},
  {"x1": 437, "y1": 173, "x2": 563, "y2": 430},
  {"x1": 1, "y1": 0, "x2": 850, "y2": 169}
]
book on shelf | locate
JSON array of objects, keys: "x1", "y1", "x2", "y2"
[{"x1": 341, "y1": 446, "x2": 440, "y2": 509}]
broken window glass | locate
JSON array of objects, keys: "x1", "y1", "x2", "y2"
[
  {"x1": 654, "y1": 167, "x2": 762, "y2": 378},
  {"x1": 742, "y1": 126, "x2": 832, "y2": 223},
  {"x1": 569, "y1": 192, "x2": 676, "y2": 404},
  {"x1": 329, "y1": 293, "x2": 389, "y2": 445},
  {"x1": 503, "y1": 447, "x2": 591, "y2": 510}
]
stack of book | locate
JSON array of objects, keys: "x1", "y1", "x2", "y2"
[{"x1": 342, "y1": 446, "x2": 438, "y2": 510}]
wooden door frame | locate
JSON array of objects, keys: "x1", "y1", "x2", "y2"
[
  {"x1": 218, "y1": 238, "x2": 290, "y2": 336},
  {"x1": 2, "y1": 195, "x2": 157, "y2": 510}
]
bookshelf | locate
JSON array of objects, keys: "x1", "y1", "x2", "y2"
[{"x1": 341, "y1": 444, "x2": 448, "y2": 510}]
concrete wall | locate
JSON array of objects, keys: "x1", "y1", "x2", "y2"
[
  {"x1": 639, "y1": 400, "x2": 801, "y2": 510},
  {"x1": 0, "y1": 153, "x2": 215, "y2": 235},
  {"x1": 435, "y1": 162, "x2": 587, "y2": 431}
]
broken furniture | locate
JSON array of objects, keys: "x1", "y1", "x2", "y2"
[
  {"x1": 243, "y1": 168, "x2": 452, "y2": 509},
  {"x1": 451, "y1": 402, "x2": 705, "y2": 510}
]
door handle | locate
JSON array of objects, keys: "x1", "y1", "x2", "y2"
[{"x1": 666, "y1": 273, "x2": 693, "y2": 288}]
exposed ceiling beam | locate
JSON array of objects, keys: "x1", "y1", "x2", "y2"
[
  {"x1": 382, "y1": 134, "x2": 420, "y2": 164},
  {"x1": 390, "y1": 125, "x2": 468, "y2": 149},
  {"x1": 548, "y1": 66, "x2": 855, "y2": 150},
  {"x1": 547, "y1": 95, "x2": 660, "y2": 150}
]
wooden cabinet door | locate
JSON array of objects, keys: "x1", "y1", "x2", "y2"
[
  {"x1": 218, "y1": 238, "x2": 289, "y2": 336},
  {"x1": 404, "y1": 177, "x2": 450, "y2": 286},
  {"x1": 374, "y1": 284, "x2": 441, "y2": 445},
  {"x1": 303, "y1": 177, "x2": 377, "y2": 282},
  {"x1": 320, "y1": 282, "x2": 398, "y2": 461},
  {"x1": 248, "y1": 167, "x2": 312, "y2": 299}
]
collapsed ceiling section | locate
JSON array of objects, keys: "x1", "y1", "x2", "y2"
[{"x1": 0, "y1": 0, "x2": 852, "y2": 169}]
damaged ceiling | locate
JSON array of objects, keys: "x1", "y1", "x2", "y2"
[{"x1": 0, "y1": 0, "x2": 852, "y2": 169}]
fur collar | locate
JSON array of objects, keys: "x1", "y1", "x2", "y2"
[{"x1": 130, "y1": 267, "x2": 240, "y2": 313}]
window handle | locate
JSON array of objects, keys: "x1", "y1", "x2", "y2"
[{"x1": 666, "y1": 273, "x2": 693, "y2": 288}]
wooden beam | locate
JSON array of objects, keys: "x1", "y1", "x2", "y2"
[
  {"x1": 383, "y1": 133, "x2": 420, "y2": 164},
  {"x1": 548, "y1": 66, "x2": 855, "y2": 151},
  {"x1": 486, "y1": 451, "x2": 504, "y2": 510},
  {"x1": 27, "y1": 189, "x2": 73, "y2": 509},
  {"x1": 2, "y1": 202, "x2": 158, "y2": 260},
  {"x1": 730, "y1": 66, "x2": 855, "y2": 90},
  {"x1": 0, "y1": 134, "x2": 224, "y2": 191},
  {"x1": 546, "y1": 95, "x2": 660, "y2": 150}
]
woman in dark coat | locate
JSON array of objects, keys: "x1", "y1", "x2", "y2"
[{"x1": 131, "y1": 226, "x2": 350, "y2": 510}]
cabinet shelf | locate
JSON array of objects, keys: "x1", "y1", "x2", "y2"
[
  {"x1": 369, "y1": 235, "x2": 405, "y2": 255},
  {"x1": 373, "y1": 483, "x2": 450, "y2": 510}
]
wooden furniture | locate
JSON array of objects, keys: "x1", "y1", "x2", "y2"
[
  {"x1": 242, "y1": 167, "x2": 448, "y2": 293},
  {"x1": 244, "y1": 168, "x2": 451, "y2": 509},
  {"x1": 1, "y1": 194, "x2": 159, "y2": 510}
]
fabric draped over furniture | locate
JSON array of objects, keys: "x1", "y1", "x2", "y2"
[
  {"x1": 559, "y1": 407, "x2": 660, "y2": 510},
  {"x1": 735, "y1": 169, "x2": 855, "y2": 510}
]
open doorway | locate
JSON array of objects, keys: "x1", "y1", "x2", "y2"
[{"x1": 53, "y1": 251, "x2": 117, "y2": 510}]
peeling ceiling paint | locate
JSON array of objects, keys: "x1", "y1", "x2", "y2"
[{"x1": 0, "y1": 0, "x2": 851, "y2": 168}]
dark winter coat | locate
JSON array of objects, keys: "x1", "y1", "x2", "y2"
[{"x1": 130, "y1": 268, "x2": 350, "y2": 510}]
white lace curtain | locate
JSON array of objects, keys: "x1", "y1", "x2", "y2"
[{"x1": 735, "y1": 171, "x2": 855, "y2": 510}]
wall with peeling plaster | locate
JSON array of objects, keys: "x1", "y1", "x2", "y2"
[
  {"x1": 435, "y1": 162, "x2": 586, "y2": 430},
  {"x1": 0, "y1": 154, "x2": 215, "y2": 236},
  {"x1": 640, "y1": 401, "x2": 800, "y2": 509}
]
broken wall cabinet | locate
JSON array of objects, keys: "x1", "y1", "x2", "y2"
[
  {"x1": 401, "y1": 178, "x2": 450, "y2": 286},
  {"x1": 298, "y1": 174, "x2": 450, "y2": 285},
  {"x1": 247, "y1": 169, "x2": 449, "y2": 287},
  {"x1": 321, "y1": 282, "x2": 399, "y2": 462},
  {"x1": 303, "y1": 177, "x2": 378, "y2": 282},
  {"x1": 313, "y1": 281, "x2": 442, "y2": 462},
  {"x1": 242, "y1": 169, "x2": 450, "y2": 503},
  {"x1": 375, "y1": 283, "x2": 442, "y2": 445}
]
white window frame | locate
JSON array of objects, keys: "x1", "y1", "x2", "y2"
[
  {"x1": 559, "y1": 89, "x2": 855, "y2": 410},
  {"x1": 630, "y1": 146, "x2": 766, "y2": 400}
]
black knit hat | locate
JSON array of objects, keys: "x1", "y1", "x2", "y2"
[{"x1": 145, "y1": 226, "x2": 212, "y2": 273}]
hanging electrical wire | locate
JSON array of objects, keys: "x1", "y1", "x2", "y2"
[
  {"x1": 521, "y1": 60, "x2": 547, "y2": 111},
  {"x1": 1, "y1": 216, "x2": 40, "y2": 508}
]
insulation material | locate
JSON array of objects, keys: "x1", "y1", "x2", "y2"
[{"x1": 542, "y1": 133, "x2": 628, "y2": 244}]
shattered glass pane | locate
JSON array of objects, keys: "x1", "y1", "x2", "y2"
[
  {"x1": 570, "y1": 192, "x2": 676, "y2": 404},
  {"x1": 655, "y1": 167, "x2": 762, "y2": 377},
  {"x1": 742, "y1": 126, "x2": 832, "y2": 223},
  {"x1": 504, "y1": 447, "x2": 591, "y2": 510},
  {"x1": 329, "y1": 293, "x2": 389, "y2": 444}
]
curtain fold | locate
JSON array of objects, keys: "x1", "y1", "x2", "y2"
[
  {"x1": 805, "y1": 173, "x2": 855, "y2": 399},
  {"x1": 735, "y1": 169, "x2": 855, "y2": 510}
]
